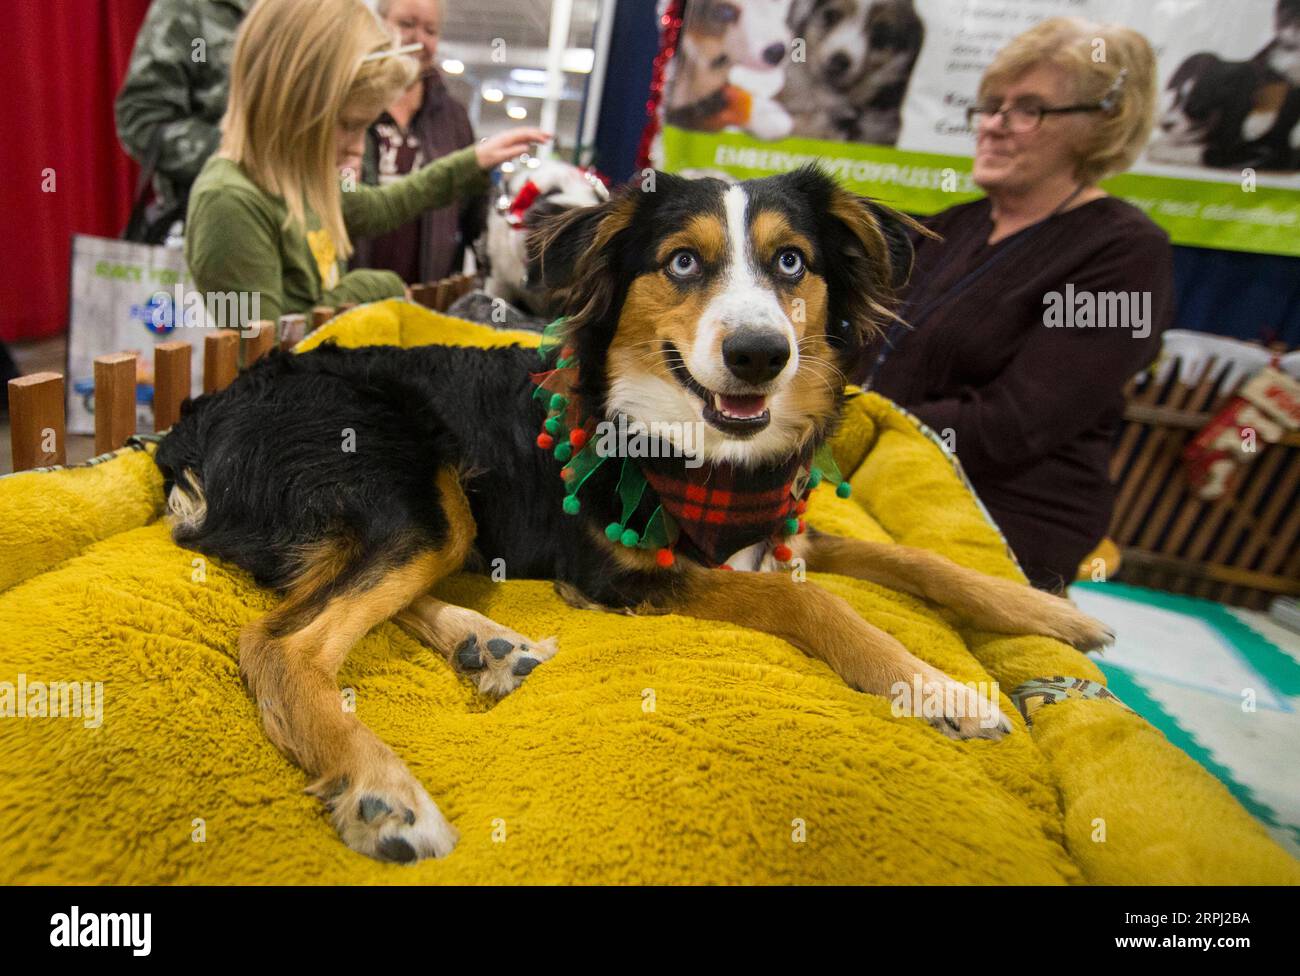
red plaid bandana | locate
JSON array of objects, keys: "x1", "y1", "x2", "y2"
[{"x1": 639, "y1": 448, "x2": 811, "y2": 568}]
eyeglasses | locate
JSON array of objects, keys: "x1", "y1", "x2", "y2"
[
  {"x1": 967, "y1": 69, "x2": 1128, "y2": 133},
  {"x1": 965, "y1": 99, "x2": 1107, "y2": 133}
]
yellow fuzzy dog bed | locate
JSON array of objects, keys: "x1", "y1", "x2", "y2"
[{"x1": 1, "y1": 300, "x2": 1296, "y2": 885}]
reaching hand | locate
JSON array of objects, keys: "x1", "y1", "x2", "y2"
[{"x1": 475, "y1": 128, "x2": 552, "y2": 170}]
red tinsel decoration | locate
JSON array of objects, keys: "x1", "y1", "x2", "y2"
[{"x1": 635, "y1": 0, "x2": 686, "y2": 173}]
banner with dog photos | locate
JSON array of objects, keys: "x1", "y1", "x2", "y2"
[{"x1": 657, "y1": 0, "x2": 1300, "y2": 257}]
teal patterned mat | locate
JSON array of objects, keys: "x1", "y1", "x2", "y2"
[{"x1": 1072, "y1": 581, "x2": 1300, "y2": 858}]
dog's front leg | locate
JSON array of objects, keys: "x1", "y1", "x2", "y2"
[
  {"x1": 671, "y1": 567, "x2": 1010, "y2": 739},
  {"x1": 794, "y1": 531, "x2": 1114, "y2": 650}
]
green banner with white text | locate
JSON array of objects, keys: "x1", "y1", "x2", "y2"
[{"x1": 656, "y1": 0, "x2": 1300, "y2": 257}]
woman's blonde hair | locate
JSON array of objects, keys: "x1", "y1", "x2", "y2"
[
  {"x1": 980, "y1": 17, "x2": 1157, "y2": 184},
  {"x1": 220, "y1": 0, "x2": 417, "y2": 259}
]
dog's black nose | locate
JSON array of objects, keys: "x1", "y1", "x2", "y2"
[
  {"x1": 826, "y1": 52, "x2": 851, "y2": 78},
  {"x1": 763, "y1": 42, "x2": 785, "y2": 66},
  {"x1": 722, "y1": 330, "x2": 790, "y2": 385}
]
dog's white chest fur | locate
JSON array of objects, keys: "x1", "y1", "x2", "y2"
[{"x1": 724, "y1": 540, "x2": 784, "y2": 572}]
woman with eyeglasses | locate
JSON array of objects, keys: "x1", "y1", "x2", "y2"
[{"x1": 858, "y1": 17, "x2": 1175, "y2": 593}]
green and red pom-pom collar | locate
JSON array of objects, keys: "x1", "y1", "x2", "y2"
[{"x1": 530, "y1": 317, "x2": 851, "y2": 569}]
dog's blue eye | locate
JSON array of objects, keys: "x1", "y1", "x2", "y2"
[
  {"x1": 667, "y1": 250, "x2": 701, "y2": 279},
  {"x1": 775, "y1": 248, "x2": 804, "y2": 277}
]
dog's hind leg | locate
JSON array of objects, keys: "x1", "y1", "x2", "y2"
[
  {"x1": 794, "y1": 531, "x2": 1114, "y2": 650},
  {"x1": 396, "y1": 598, "x2": 557, "y2": 698},
  {"x1": 238, "y1": 467, "x2": 474, "y2": 864}
]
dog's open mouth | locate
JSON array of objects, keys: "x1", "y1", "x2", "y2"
[{"x1": 663, "y1": 342, "x2": 771, "y2": 437}]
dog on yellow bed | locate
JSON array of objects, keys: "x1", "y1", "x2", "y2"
[{"x1": 154, "y1": 166, "x2": 1112, "y2": 864}]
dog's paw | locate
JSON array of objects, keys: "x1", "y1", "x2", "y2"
[
  {"x1": 1025, "y1": 590, "x2": 1115, "y2": 651},
  {"x1": 309, "y1": 759, "x2": 458, "y2": 864},
  {"x1": 964, "y1": 576, "x2": 1116, "y2": 652},
  {"x1": 452, "y1": 630, "x2": 558, "y2": 698},
  {"x1": 894, "y1": 670, "x2": 1013, "y2": 741}
]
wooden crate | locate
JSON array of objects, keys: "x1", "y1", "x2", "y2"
[
  {"x1": 410, "y1": 273, "x2": 476, "y2": 312},
  {"x1": 4, "y1": 307, "x2": 335, "y2": 472},
  {"x1": 1108, "y1": 356, "x2": 1300, "y2": 609}
]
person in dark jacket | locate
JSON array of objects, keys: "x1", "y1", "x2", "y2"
[
  {"x1": 860, "y1": 17, "x2": 1175, "y2": 592},
  {"x1": 114, "y1": 0, "x2": 252, "y2": 242},
  {"x1": 351, "y1": 0, "x2": 485, "y2": 283}
]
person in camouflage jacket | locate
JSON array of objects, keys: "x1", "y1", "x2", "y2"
[{"x1": 114, "y1": 0, "x2": 252, "y2": 241}]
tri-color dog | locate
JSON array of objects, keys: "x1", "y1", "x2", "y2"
[{"x1": 155, "y1": 166, "x2": 1113, "y2": 864}]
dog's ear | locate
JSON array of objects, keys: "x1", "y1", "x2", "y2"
[
  {"x1": 784, "y1": 165, "x2": 935, "y2": 347},
  {"x1": 520, "y1": 196, "x2": 572, "y2": 299},
  {"x1": 860, "y1": 199, "x2": 924, "y2": 292},
  {"x1": 821, "y1": 176, "x2": 933, "y2": 332},
  {"x1": 526, "y1": 190, "x2": 638, "y2": 325},
  {"x1": 788, "y1": 0, "x2": 818, "y2": 33}
]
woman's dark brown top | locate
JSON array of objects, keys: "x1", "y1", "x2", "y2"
[
  {"x1": 860, "y1": 195, "x2": 1175, "y2": 591},
  {"x1": 353, "y1": 70, "x2": 486, "y2": 284}
]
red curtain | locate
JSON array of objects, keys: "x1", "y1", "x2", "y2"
[{"x1": 0, "y1": 0, "x2": 152, "y2": 342}]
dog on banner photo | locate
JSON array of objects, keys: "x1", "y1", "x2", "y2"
[
  {"x1": 155, "y1": 167, "x2": 1112, "y2": 863},
  {"x1": 780, "y1": 0, "x2": 926, "y2": 145},
  {"x1": 664, "y1": 0, "x2": 797, "y2": 140},
  {"x1": 1147, "y1": 0, "x2": 1300, "y2": 171}
]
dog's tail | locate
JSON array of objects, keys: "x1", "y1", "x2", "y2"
[{"x1": 153, "y1": 385, "x2": 221, "y2": 535}]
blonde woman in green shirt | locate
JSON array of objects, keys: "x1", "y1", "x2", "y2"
[{"x1": 185, "y1": 0, "x2": 548, "y2": 324}]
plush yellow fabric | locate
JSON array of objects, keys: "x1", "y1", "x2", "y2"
[
  {"x1": 0, "y1": 300, "x2": 1295, "y2": 884},
  {"x1": 1033, "y1": 699, "x2": 1300, "y2": 885},
  {"x1": 0, "y1": 449, "x2": 163, "y2": 593},
  {"x1": 296, "y1": 298, "x2": 544, "y2": 353}
]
